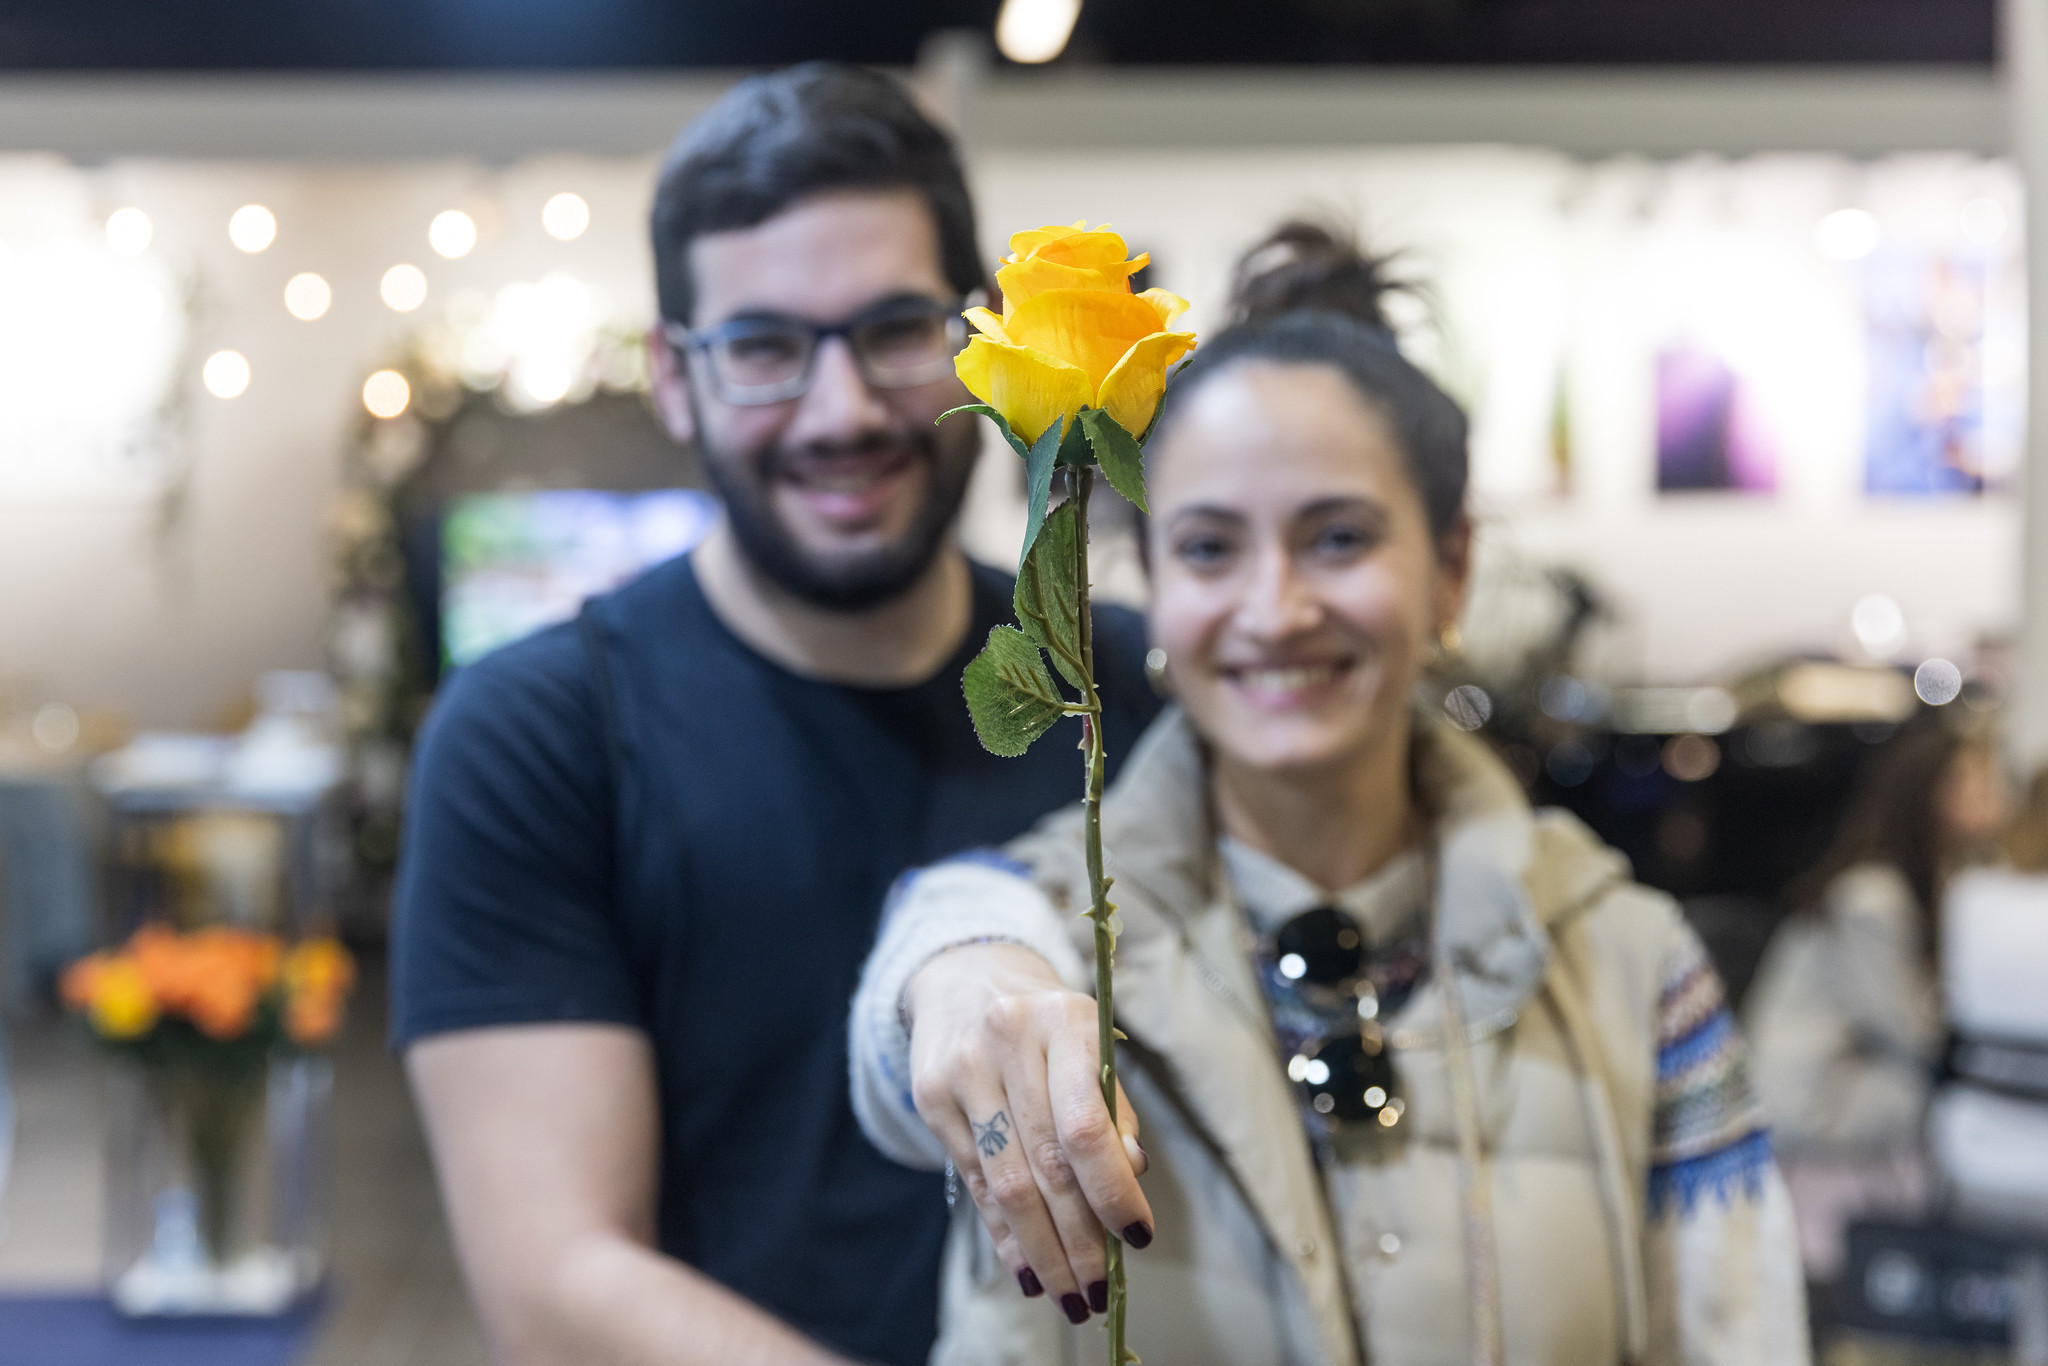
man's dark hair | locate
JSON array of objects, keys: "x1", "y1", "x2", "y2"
[{"x1": 651, "y1": 62, "x2": 984, "y2": 326}]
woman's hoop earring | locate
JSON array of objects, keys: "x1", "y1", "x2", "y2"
[{"x1": 1426, "y1": 622, "x2": 1462, "y2": 669}]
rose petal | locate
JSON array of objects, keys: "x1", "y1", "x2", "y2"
[
  {"x1": 1030, "y1": 234, "x2": 1136, "y2": 276},
  {"x1": 963, "y1": 306, "x2": 1012, "y2": 343},
  {"x1": 1006, "y1": 223, "x2": 1089, "y2": 259},
  {"x1": 996, "y1": 254, "x2": 1148, "y2": 318},
  {"x1": 1140, "y1": 288, "x2": 1193, "y2": 332},
  {"x1": 1004, "y1": 289, "x2": 1171, "y2": 393},
  {"x1": 954, "y1": 335, "x2": 1095, "y2": 445},
  {"x1": 1099, "y1": 330, "x2": 1199, "y2": 438}
]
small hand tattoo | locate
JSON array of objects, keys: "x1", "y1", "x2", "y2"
[{"x1": 972, "y1": 1110, "x2": 1011, "y2": 1157}]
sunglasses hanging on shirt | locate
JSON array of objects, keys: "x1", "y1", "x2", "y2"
[{"x1": 1270, "y1": 905, "x2": 1405, "y2": 1128}]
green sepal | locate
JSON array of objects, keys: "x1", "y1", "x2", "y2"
[
  {"x1": 1014, "y1": 500, "x2": 1085, "y2": 691},
  {"x1": 1054, "y1": 412, "x2": 1096, "y2": 469},
  {"x1": 936, "y1": 403, "x2": 1030, "y2": 461},
  {"x1": 1017, "y1": 419, "x2": 1063, "y2": 573},
  {"x1": 1082, "y1": 408, "x2": 1148, "y2": 513},
  {"x1": 962, "y1": 625, "x2": 1066, "y2": 757}
]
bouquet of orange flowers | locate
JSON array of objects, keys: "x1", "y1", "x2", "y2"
[
  {"x1": 62, "y1": 925, "x2": 355, "y2": 1265},
  {"x1": 62, "y1": 924, "x2": 354, "y2": 1054}
]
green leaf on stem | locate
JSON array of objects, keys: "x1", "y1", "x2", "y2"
[
  {"x1": 1082, "y1": 409, "x2": 1148, "y2": 513},
  {"x1": 1017, "y1": 419, "x2": 1063, "y2": 572},
  {"x1": 1014, "y1": 501, "x2": 1085, "y2": 691},
  {"x1": 936, "y1": 403, "x2": 1031, "y2": 461},
  {"x1": 963, "y1": 625, "x2": 1066, "y2": 757}
]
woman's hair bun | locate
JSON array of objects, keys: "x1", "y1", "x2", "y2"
[{"x1": 1229, "y1": 220, "x2": 1398, "y2": 331}]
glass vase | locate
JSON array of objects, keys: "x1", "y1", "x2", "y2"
[{"x1": 102, "y1": 1051, "x2": 332, "y2": 1316}]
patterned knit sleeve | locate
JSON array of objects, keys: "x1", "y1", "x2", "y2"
[{"x1": 1643, "y1": 923, "x2": 1812, "y2": 1365}]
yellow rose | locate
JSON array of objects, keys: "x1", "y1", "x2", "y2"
[
  {"x1": 88, "y1": 959, "x2": 159, "y2": 1040},
  {"x1": 956, "y1": 222, "x2": 1196, "y2": 444}
]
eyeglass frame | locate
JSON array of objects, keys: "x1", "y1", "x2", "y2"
[{"x1": 660, "y1": 292, "x2": 976, "y2": 407}]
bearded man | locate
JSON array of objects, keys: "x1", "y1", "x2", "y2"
[{"x1": 391, "y1": 65, "x2": 1160, "y2": 1366}]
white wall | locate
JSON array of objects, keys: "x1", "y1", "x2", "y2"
[
  {"x1": 973, "y1": 146, "x2": 2023, "y2": 684},
  {"x1": 0, "y1": 80, "x2": 2025, "y2": 725},
  {"x1": 0, "y1": 154, "x2": 662, "y2": 727}
]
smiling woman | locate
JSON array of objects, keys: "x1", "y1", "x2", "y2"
[
  {"x1": 851, "y1": 220, "x2": 1811, "y2": 1366},
  {"x1": 1150, "y1": 364, "x2": 1449, "y2": 797},
  {"x1": 1138, "y1": 228, "x2": 1470, "y2": 874}
]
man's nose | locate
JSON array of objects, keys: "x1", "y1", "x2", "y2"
[
  {"x1": 1237, "y1": 548, "x2": 1321, "y2": 641},
  {"x1": 786, "y1": 334, "x2": 892, "y2": 443}
]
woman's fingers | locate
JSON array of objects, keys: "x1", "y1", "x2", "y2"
[
  {"x1": 1001, "y1": 1044, "x2": 1112, "y2": 1306},
  {"x1": 919, "y1": 1102, "x2": 1035, "y2": 1280},
  {"x1": 957, "y1": 1089, "x2": 1095, "y2": 1322},
  {"x1": 1045, "y1": 1024, "x2": 1156, "y2": 1248},
  {"x1": 902, "y1": 949, "x2": 1156, "y2": 1323}
]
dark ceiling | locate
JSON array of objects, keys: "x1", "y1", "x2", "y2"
[{"x1": 0, "y1": 0, "x2": 1994, "y2": 69}]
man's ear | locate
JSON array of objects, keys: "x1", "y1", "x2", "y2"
[{"x1": 647, "y1": 328, "x2": 695, "y2": 445}]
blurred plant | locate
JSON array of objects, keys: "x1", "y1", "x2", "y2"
[
  {"x1": 952, "y1": 221, "x2": 1196, "y2": 1366},
  {"x1": 62, "y1": 926, "x2": 355, "y2": 1262}
]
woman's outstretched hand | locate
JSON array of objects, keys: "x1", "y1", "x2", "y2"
[{"x1": 904, "y1": 943, "x2": 1154, "y2": 1324}]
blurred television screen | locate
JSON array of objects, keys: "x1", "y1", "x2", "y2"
[{"x1": 440, "y1": 489, "x2": 717, "y2": 668}]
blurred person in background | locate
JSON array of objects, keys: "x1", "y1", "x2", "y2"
[
  {"x1": 850, "y1": 223, "x2": 1808, "y2": 1365},
  {"x1": 391, "y1": 65, "x2": 1159, "y2": 1366},
  {"x1": 1746, "y1": 718, "x2": 2011, "y2": 1295}
]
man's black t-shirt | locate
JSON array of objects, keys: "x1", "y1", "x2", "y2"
[{"x1": 390, "y1": 553, "x2": 1161, "y2": 1366}]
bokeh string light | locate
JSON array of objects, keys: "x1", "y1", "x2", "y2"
[
  {"x1": 361, "y1": 369, "x2": 411, "y2": 419},
  {"x1": 229, "y1": 204, "x2": 277, "y2": 253},
  {"x1": 542, "y1": 192, "x2": 590, "y2": 241},
  {"x1": 454, "y1": 271, "x2": 598, "y2": 409},
  {"x1": 429, "y1": 209, "x2": 477, "y2": 260},
  {"x1": 105, "y1": 208, "x2": 153, "y2": 256},
  {"x1": 284, "y1": 272, "x2": 332, "y2": 321},
  {"x1": 1814, "y1": 208, "x2": 1880, "y2": 262},
  {"x1": 202, "y1": 350, "x2": 251, "y2": 399},
  {"x1": 381, "y1": 263, "x2": 428, "y2": 312},
  {"x1": 995, "y1": 0, "x2": 1081, "y2": 62}
]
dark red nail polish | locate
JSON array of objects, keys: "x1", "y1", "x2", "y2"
[
  {"x1": 1061, "y1": 1293, "x2": 1089, "y2": 1324},
  {"x1": 1088, "y1": 1280, "x2": 1108, "y2": 1314},
  {"x1": 1122, "y1": 1221, "x2": 1154, "y2": 1250},
  {"x1": 1018, "y1": 1268, "x2": 1044, "y2": 1298}
]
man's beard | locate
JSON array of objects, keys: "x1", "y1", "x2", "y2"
[{"x1": 698, "y1": 424, "x2": 979, "y2": 613}]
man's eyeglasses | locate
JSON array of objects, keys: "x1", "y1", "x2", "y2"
[
  {"x1": 1271, "y1": 904, "x2": 1405, "y2": 1128},
  {"x1": 662, "y1": 296, "x2": 968, "y2": 407}
]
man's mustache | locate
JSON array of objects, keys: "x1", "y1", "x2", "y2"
[{"x1": 760, "y1": 434, "x2": 931, "y2": 479}]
